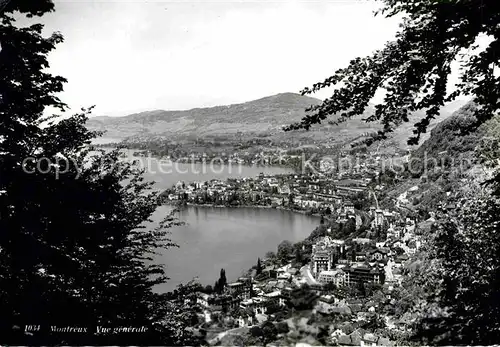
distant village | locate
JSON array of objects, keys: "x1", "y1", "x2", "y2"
[
  {"x1": 163, "y1": 171, "x2": 370, "y2": 214},
  {"x1": 161, "y1": 148, "x2": 410, "y2": 210}
]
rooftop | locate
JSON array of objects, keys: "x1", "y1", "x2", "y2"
[
  {"x1": 228, "y1": 282, "x2": 243, "y2": 287},
  {"x1": 319, "y1": 270, "x2": 343, "y2": 276}
]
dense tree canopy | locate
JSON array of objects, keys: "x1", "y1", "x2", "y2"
[
  {"x1": 0, "y1": 1, "x2": 200, "y2": 345},
  {"x1": 411, "y1": 192, "x2": 500, "y2": 345},
  {"x1": 286, "y1": 0, "x2": 500, "y2": 146},
  {"x1": 277, "y1": 240, "x2": 294, "y2": 263}
]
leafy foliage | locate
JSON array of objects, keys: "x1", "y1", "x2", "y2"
[
  {"x1": 277, "y1": 240, "x2": 294, "y2": 264},
  {"x1": 0, "y1": 1, "x2": 196, "y2": 345},
  {"x1": 256, "y1": 257, "x2": 263, "y2": 275},
  {"x1": 214, "y1": 268, "x2": 227, "y2": 294},
  {"x1": 410, "y1": 102, "x2": 489, "y2": 171},
  {"x1": 411, "y1": 194, "x2": 500, "y2": 345},
  {"x1": 288, "y1": 284, "x2": 319, "y2": 311},
  {"x1": 284, "y1": 2, "x2": 500, "y2": 344},
  {"x1": 286, "y1": 0, "x2": 500, "y2": 146},
  {"x1": 158, "y1": 280, "x2": 207, "y2": 345}
]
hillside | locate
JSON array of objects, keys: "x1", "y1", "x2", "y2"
[
  {"x1": 87, "y1": 93, "x2": 469, "y2": 149},
  {"x1": 412, "y1": 101, "x2": 500, "y2": 163},
  {"x1": 86, "y1": 93, "x2": 381, "y2": 145},
  {"x1": 380, "y1": 101, "x2": 500, "y2": 214},
  {"x1": 87, "y1": 93, "x2": 319, "y2": 141},
  {"x1": 361, "y1": 99, "x2": 468, "y2": 155}
]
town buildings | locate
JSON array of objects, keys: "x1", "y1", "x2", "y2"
[
  {"x1": 309, "y1": 199, "x2": 420, "y2": 289},
  {"x1": 311, "y1": 236, "x2": 346, "y2": 277}
]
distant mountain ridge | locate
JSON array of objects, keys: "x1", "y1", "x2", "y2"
[
  {"x1": 86, "y1": 92, "x2": 468, "y2": 147},
  {"x1": 87, "y1": 93, "x2": 385, "y2": 144},
  {"x1": 86, "y1": 93, "x2": 321, "y2": 141}
]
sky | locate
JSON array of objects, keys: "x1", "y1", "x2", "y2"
[{"x1": 25, "y1": 0, "x2": 404, "y2": 117}]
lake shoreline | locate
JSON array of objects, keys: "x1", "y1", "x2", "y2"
[
  {"x1": 165, "y1": 201, "x2": 323, "y2": 218},
  {"x1": 153, "y1": 204, "x2": 322, "y2": 293},
  {"x1": 103, "y1": 149, "x2": 318, "y2": 292},
  {"x1": 95, "y1": 145, "x2": 300, "y2": 172}
]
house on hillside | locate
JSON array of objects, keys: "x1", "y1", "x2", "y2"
[
  {"x1": 367, "y1": 248, "x2": 389, "y2": 262},
  {"x1": 344, "y1": 201, "x2": 355, "y2": 214},
  {"x1": 236, "y1": 308, "x2": 254, "y2": 327},
  {"x1": 278, "y1": 184, "x2": 291, "y2": 195}
]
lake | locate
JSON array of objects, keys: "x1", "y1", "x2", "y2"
[
  {"x1": 151, "y1": 206, "x2": 320, "y2": 293},
  {"x1": 105, "y1": 148, "x2": 320, "y2": 292},
  {"x1": 118, "y1": 148, "x2": 296, "y2": 189}
]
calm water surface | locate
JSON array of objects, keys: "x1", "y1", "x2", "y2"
[
  {"x1": 119, "y1": 148, "x2": 295, "y2": 188},
  {"x1": 152, "y1": 206, "x2": 320, "y2": 292}
]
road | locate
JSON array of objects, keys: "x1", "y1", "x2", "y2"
[
  {"x1": 207, "y1": 326, "x2": 248, "y2": 345},
  {"x1": 300, "y1": 265, "x2": 318, "y2": 285}
]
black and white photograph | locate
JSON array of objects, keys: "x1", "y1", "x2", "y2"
[{"x1": 0, "y1": 0, "x2": 499, "y2": 345}]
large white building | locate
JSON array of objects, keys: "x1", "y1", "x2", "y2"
[
  {"x1": 311, "y1": 236, "x2": 345, "y2": 278},
  {"x1": 318, "y1": 269, "x2": 346, "y2": 286}
]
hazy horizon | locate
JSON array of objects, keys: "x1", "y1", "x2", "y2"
[{"x1": 18, "y1": 0, "x2": 404, "y2": 117}]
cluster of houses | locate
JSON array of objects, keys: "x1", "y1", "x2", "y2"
[
  {"x1": 189, "y1": 205, "x2": 423, "y2": 347},
  {"x1": 164, "y1": 172, "x2": 382, "y2": 217},
  {"x1": 171, "y1": 150, "x2": 303, "y2": 166},
  {"x1": 195, "y1": 267, "x2": 298, "y2": 328},
  {"x1": 310, "y1": 236, "x2": 388, "y2": 287},
  {"x1": 193, "y1": 208, "x2": 421, "y2": 330},
  {"x1": 310, "y1": 209, "x2": 422, "y2": 289}
]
